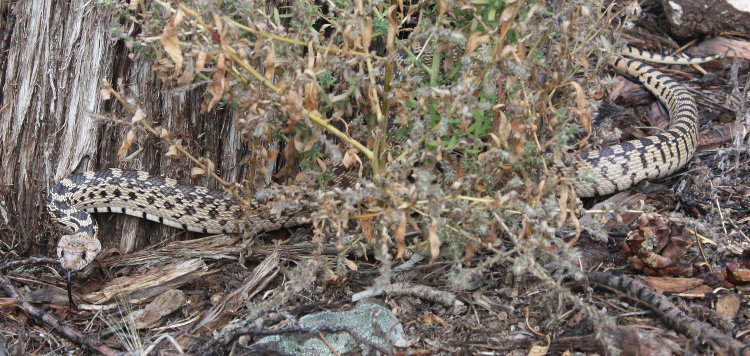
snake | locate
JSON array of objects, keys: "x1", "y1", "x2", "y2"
[{"x1": 48, "y1": 46, "x2": 720, "y2": 271}]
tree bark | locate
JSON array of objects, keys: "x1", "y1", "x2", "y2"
[{"x1": 0, "y1": 1, "x2": 248, "y2": 266}]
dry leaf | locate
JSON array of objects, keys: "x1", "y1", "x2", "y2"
[
  {"x1": 158, "y1": 127, "x2": 172, "y2": 139},
  {"x1": 326, "y1": 268, "x2": 340, "y2": 283},
  {"x1": 165, "y1": 145, "x2": 179, "y2": 159},
  {"x1": 362, "y1": 17, "x2": 372, "y2": 52},
  {"x1": 284, "y1": 90, "x2": 302, "y2": 125},
  {"x1": 302, "y1": 135, "x2": 318, "y2": 152},
  {"x1": 128, "y1": 0, "x2": 139, "y2": 10},
  {"x1": 342, "y1": 149, "x2": 360, "y2": 168},
  {"x1": 265, "y1": 148, "x2": 279, "y2": 161},
  {"x1": 191, "y1": 167, "x2": 206, "y2": 178},
  {"x1": 160, "y1": 10, "x2": 184, "y2": 75},
  {"x1": 202, "y1": 158, "x2": 215, "y2": 174},
  {"x1": 527, "y1": 344, "x2": 549, "y2": 356},
  {"x1": 196, "y1": 51, "x2": 207, "y2": 74},
  {"x1": 385, "y1": 5, "x2": 397, "y2": 53},
  {"x1": 464, "y1": 242, "x2": 475, "y2": 266},
  {"x1": 438, "y1": 0, "x2": 449, "y2": 24},
  {"x1": 344, "y1": 258, "x2": 358, "y2": 271},
  {"x1": 428, "y1": 219, "x2": 440, "y2": 265},
  {"x1": 117, "y1": 129, "x2": 137, "y2": 156},
  {"x1": 342, "y1": 24, "x2": 352, "y2": 54},
  {"x1": 423, "y1": 313, "x2": 450, "y2": 327},
  {"x1": 567, "y1": 81, "x2": 591, "y2": 144},
  {"x1": 304, "y1": 82, "x2": 318, "y2": 111},
  {"x1": 177, "y1": 61, "x2": 195, "y2": 86},
  {"x1": 316, "y1": 157, "x2": 327, "y2": 171},
  {"x1": 203, "y1": 54, "x2": 229, "y2": 113},
  {"x1": 264, "y1": 42, "x2": 276, "y2": 80},
  {"x1": 99, "y1": 88, "x2": 111, "y2": 100},
  {"x1": 293, "y1": 137, "x2": 305, "y2": 152},
  {"x1": 342, "y1": 149, "x2": 363, "y2": 178},
  {"x1": 131, "y1": 106, "x2": 145, "y2": 123},
  {"x1": 395, "y1": 212, "x2": 407, "y2": 259},
  {"x1": 361, "y1": 217, "x2": 375, "y2": 245},
  {"x1": 465, "y1": 32, "x2": 490, "y2": 57},
  {"x1": 558, "y1": 185, "x2": 568, "y2": 228}
]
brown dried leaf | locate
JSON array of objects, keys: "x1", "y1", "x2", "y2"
[
  {"x1": 177, "y1": 61, "x2": 195, "y2": 86},
  {"x1": 428, "y1": 220, "x2": 440, "y2": 265},
  {"x1": 326, "y1": 268, "x2": 340, "y2": 283},
  {"x1": 160, "y1": 10, "x2": 184, "y2": 75},
  {"x1": 361, "y1": 217, "x2": 375, "y2": 245},
  {"x1": 302, "y1": 135, "x2": 318, "y2": 152},
  {"x1": 495, "y1": 111, "x2": 511, "y2": 149},
  {"x1": 438, "y1": 0, "x2": 449, "y2": 24},
  {"x1": 202, "y1": 158, "x2": 215, "y2": 174},
  {"x1": 423, "y1": 313, "x2": 450, "y2": 327},
  {"x1": 191, "y1": 167, "x2": 206, "y2": 178},
  {"x1": 264, "y1": 42, "x2": 275, "y2": 80},
  {"x1": 567, "y1": 81, "x2": 591, "y2": 141},
  {"x1": 386, "y1": 5, "x2": 397, "y2": 53},
  {"x1": 362, "y1": 17, "x2": 372, "y2": 52},
  {"x1": 293, "y1": 136, "x2": 305, "y2": 152},
  {"x1": 304, "y1": 82, "x2": 318, "y2": 111},
  {"x1": 465, "y1": 32, "x2": 489, "y2": 57},
  {"x1": 558, "y1": 185, "x2": 568, "y2": 228},
  {"x1": 528, "y1": 345, "x2": 550, "y2": 356},
  {"x1": 195, "y1": 51, "x2": 207, "y2": 74},
  {"x1": 316, "y1": 157, "x2": 327, "y2": 171},
  {"x1": 117, "y1": 129, "x2": 137, "y2": 156},
  {"x1": 464, "y1": 242, "x2": 475, "y2": 266},
  {"x1": 265, "y1": 148, "x2": 279, "y2": 161},
  {"x1": 158, "y1": 127, "x2": 172, "y2": 139},
  {"x1": 128, "y1": 0, "x2": 139, "y2": 11},
  {"x1": 165, "y1": 145, "x2": 179, "y2": 159},
  {"x1": 203, "y1": 54, "x2": 229, "y2": 113},
  {"x1": 131, "y1": 107, "x2": 145, "y2": 124},
  {"x1": 344, "y1": 258, "x2": 358, "y2": 271},
  {"x1": 99, "y1": 87, "x2": 112, "y2": 100},
  {"x1": 395, "y1": 212, "x2": 407, "y2": 259},
  {"x1": 342, "y1": 149, "x2": 360, "y2": 168},
  {"x1": 342, "y1": 25, "x2": 352, "y2": 54},
  {"x1": 284, "y1": 91, "x2": 302, "y2": 125}
]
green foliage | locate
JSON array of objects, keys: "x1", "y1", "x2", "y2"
[{"x1": 102, "y1": 0, "x2": 629, "y2": 350}]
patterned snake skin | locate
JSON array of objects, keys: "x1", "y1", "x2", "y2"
[
  {"x1": 48, "y1": 169, "x2": 312, "y2": 270},
  {"x1": 48, "y1": 47, "x2": 720, "y2": 271}
]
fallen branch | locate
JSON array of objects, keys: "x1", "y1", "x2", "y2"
[
  {"x1": 0, "y1": 274, "x2": 115, "y2": 355},
  {"x1": 585, "y1": 271, "x2": 750, "y2": 356},
  {"x1": 384, "y1": 282, "x2": 466, "y2": 314}
]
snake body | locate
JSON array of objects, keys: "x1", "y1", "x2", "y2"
[
  {"x1": 574, "y1": 47, "x2": 719, "y2": 196},
  {"x1": 48, "y1": 47, "x2": 720, "y2": 271},
  {"x1": 48, "y1": 169, "x2": 311, "y2": 270}
]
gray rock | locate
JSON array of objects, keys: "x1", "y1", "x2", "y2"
[{"x1": 252, "y1": 300, "x2": 406, "y2": 355}]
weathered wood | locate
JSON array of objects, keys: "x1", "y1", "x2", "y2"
[{"x1": 0, "y1": 1, "x2": 250, "y2": 266}]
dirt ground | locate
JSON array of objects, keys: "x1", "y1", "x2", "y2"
[{"x1": 1, "y1": 0, "x2": 750, "y2": 355}]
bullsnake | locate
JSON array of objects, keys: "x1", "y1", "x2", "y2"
[{"x1": 48, "y1": 47, "x2": 720, "y2": 271}]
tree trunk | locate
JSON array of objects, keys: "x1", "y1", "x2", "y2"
[{"x1": 0, "y1": 1, "x2": 248, "y2": 265}]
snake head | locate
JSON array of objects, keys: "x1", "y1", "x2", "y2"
[{"x1": 57, "y1": 232, "x2": 101, "y2": 271}]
